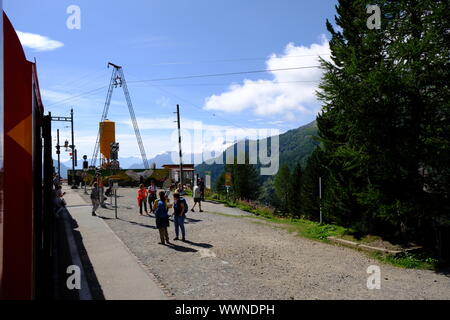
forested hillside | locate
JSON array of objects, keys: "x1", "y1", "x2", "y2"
[{"x1": 195, "y1": 120, "x2": 319, "y2": 185}]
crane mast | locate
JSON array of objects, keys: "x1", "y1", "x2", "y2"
[{"x1": 91, "y1": 62, "x2": 149, "y2": 169}]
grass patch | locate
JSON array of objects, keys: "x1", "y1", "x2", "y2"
[
  {"x1": 369, "y1": 251, "x2": 439, "y2": 270},
  {"x1": 286, "y1": 219, "x2": 347, "y2": 241},
  {"x1": 212, "y1": 205, "x2": 347, "y2": 241},
  {"x1": 222, "y1": 199, "x2": 347, "y2": 240}
]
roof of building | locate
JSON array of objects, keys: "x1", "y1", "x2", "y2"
[{"x1": 162, "y1": 164, "x2": 195, "y2": 170}]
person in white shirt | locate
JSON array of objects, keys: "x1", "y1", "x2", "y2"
[
  {"x1": 147, "y1": 180, "x2": 158, "y2": 214},
  {"x1": 191, "y1": 184, "x2": 203, "y2": 212}
]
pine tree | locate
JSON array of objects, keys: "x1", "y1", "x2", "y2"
[
  {"x1": 274, "y1": 164, "x2": 292, "y2": 216},
  {"x1": 300, "y1": 148, "x2": 323, "y2": 222},
  {"x1": 232, "y1": 163, "x2": 260, "y2": 201},
  {"x1": 317, "y1": 0, "x2": 385, "y2": 232},
  {"x1": 226, "y1": 153, "x2": 260, "y2": 201},
  {"x1": 258, "y1": 177, "x2": 276, "y2": 207},
  {"x1": 215, "y1": 172, "x2": 226, "y2": 194},
  {"x1": 317, "y1": 0, "x2": 450, "y2": 243},
  {"x1": 289, "y1": 163, "x2": 303, "y2": 218}
]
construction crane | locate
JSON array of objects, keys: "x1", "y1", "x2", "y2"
[{"x1": 91, "y1": 62, "x2": 149, "y2": 169}]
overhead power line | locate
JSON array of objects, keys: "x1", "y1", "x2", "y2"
[
  {"x1": 145, "y1": 84, "x2": 254, "y2": 132},
  {"x1": 45, "y1": 65, "x2": 322, "y2": 108},
  {"x1": 128, "y1": 80, "x2": 321, "y2": 88},
  {"x1": 45, "y1": 85, "x2": 108, "y2": 107},
  {"x1": 127, "y1": 65, "x2": 322, "y2": 83},
  {"x1": 150, "y1": 53, "x2": 331, "y2": 66}
]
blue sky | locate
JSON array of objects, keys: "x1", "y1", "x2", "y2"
[{"x1": 4, "y1": 0, "x2": 337, "y2": 163}]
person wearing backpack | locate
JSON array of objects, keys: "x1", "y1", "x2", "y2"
[
  {"x1": 153, "y1": 191, "x2": 172, "y2": 245},
  {"x1": 172, "y1": 192, "x2": 187, "y2": 241}
]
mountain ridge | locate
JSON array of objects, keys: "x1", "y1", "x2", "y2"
[{"x1": 195, "y1": 120, "x2": 319, "y2": 185}]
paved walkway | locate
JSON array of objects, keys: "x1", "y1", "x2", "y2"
[{"x1": 63, "y1": 187, "x2": 168, "y2": 300}]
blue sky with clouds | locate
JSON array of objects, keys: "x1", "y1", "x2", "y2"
[{"x1": 4, "y1": 0, "x2": 337, "y2": 162}]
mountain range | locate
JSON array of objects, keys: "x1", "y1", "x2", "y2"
[
  {"x1": 194, "y1": 120, "x2": 320, "y2": 185},
  {"x1": 55, "y1": 121, "x2": 319, "y2": 181},
  {"x1": 56, "y1": 153, "x2": 179, "y2": 178}
]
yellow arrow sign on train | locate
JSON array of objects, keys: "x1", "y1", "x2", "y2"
[{"x1": 7, "y1": 114, "x2": 32, "y2": 155}]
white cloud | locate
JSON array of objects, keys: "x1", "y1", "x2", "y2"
[
  {"x1": 16, "y1": 31, "x2": 64, "y2": 52},
  {"x1": 120, "y1": 117, "x2": 275, "y2": 138},
  {"x1": 203, "y1": 35, "x2": 331, "y2": 120},
  {"x1": 54, "y1": 116, "x2": 280, "y2": 165},
  {"x1": 120, "y1": 116, "x2": 277, "y2": 156},
  {"x1": 120, "y1": 117, "x2": 231, "y2": 132}
]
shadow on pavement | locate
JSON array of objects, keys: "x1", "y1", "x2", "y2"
[
  {"x1": 67, "y1": 213, "x2": 105, "y2": 300},
  {"x1": 185, "y1": 217, "x2": 203, "y2": 223},
  {"x1": 117, "y1": 218, "x2": 158, "y2": 230},
  {"x1": 167, "y1": 216, "x2": 202, "y2": 224},
  {"x1": 165, "y1": 242, "x2": 198, "y2": 253},
  {"x1": 98, "y1": 216, "x2": 114, "y2": 220},
  {"x1": 182, "y1": 239, "x2": 213, "y2": 249}
]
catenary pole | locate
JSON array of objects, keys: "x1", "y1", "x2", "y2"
[
  {"x1": 176, "y1": 104, "x2": 183, "y2": 187},
  {"x1": 70, "y1": 108, "x2": 77, "y2": 188}
]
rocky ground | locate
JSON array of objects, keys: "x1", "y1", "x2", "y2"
[{"x1": 75, "y1": 187, "x2": 450, "y2": 300}]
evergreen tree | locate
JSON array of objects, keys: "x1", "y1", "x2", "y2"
[
  {"x1": 258, "y1": 177, "x2": 276, "y2": 207},
  {"x1": 289, "y1": 163, "x2": 303, "y2": 217},
  {"x1": 215, "y1": 172, "x2": 226, "y2": 194},
  {"x1": 300, "y1": 148, "x2": 323, "y2": 222},
  {"x1": 317, "y1": 0, "x2": 450, "y2": 243},
  {"x1": 317, "y1": 0, "x2": 385, "y2": 232},
  {"x1": 232, "y1": 163, "x2": 260, "y2": 201},
  {"x1": 226, "y1": 154, "x2": 260, "y2": 201},
  {"x1": 274, "y1": 164, "x2": 292, "y2": 216}
]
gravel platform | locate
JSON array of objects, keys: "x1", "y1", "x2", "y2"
[{"x1": 74, "y1": 187, "x2": 450, "y2": 300}]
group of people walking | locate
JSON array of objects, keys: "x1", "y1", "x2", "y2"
[{"x1": 90, "y1": 178, "x2": 206, "y2": 245}]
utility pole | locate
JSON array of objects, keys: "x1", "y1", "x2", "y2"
[
  {"x1": 70, "y1": 108, "x2": 77, "y2": 189},
  {"x1": 175, "y1": 104, "x2": 183, "y2": 187},
  {"x1": 56, "y1": 129, "x2": 61, "y2": 183}
]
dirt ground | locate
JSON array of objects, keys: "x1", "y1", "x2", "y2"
[{"x1": 75, "y1": 187, "x2": 450, "y2": 300}]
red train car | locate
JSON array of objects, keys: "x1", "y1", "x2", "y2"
[{"x1": 1, "y1": 8, "x2": 53, "y2": 300}]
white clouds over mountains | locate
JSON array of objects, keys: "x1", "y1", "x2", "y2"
[
  {"x1": 203, "y1": 36, "x2": 331, "y2": 121},
  {"x1": 17, "y1": 31, "x2": 64, "y2": 51}
]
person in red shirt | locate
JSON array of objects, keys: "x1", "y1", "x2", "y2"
[{"x1": 137, "y1": 183, "x2": 149, "y2": 215}]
